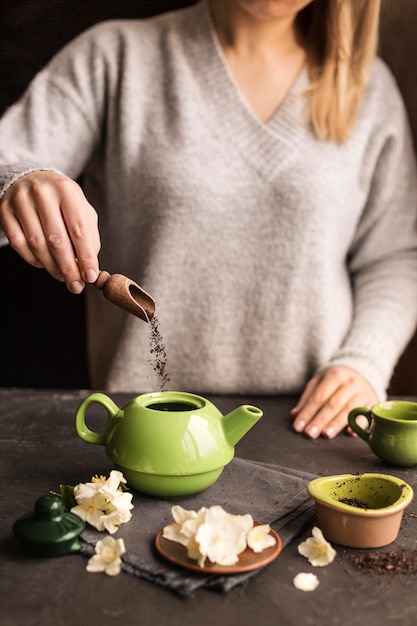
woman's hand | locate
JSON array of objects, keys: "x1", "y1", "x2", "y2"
[
  {"x1": 290, "y1": 365, "x2": 378, "y2": 439},
  {"x1": 0, "y1": 171, "x2": 100, "y2": 293}
]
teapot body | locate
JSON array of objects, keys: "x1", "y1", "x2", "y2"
[
  {"x1": 107, "y1": 392, "x2": 234, "y2": 475},
  {"x1": 75, "y1": 391, "x2": 262, "y2": 496}
]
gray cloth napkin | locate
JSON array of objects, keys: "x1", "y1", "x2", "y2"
[{"x1": 80, "y1": 458, "x2": 316, "y2": 596}]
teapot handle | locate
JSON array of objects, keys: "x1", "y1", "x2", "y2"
[{"x1": 75, "y1": 393, "x2": 122, "y2": 445}]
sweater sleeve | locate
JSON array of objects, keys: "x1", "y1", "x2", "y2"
[
  {"x1": 327, "y1": 66, "x2": 417, "y2": 398},
  {"x1": 0, "y1": 23, "x2": 112, "y2": 198},
  {"x1": 0, "y1": 23, "x2": 117, "y2": 248}
]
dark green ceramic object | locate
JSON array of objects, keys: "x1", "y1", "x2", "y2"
[{"x1": 13, "y1": 495, "x2": 85, "y2": 557}]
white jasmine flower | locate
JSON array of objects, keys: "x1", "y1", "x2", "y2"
[
  {"x1": 180, "y1": 507, "x2": 208, "y2": 541},
  {"x1": 297, "y1": 526, "x2": 336, "y2": 567},
  {"x1": 163, "y1": 505, "x2": 207, "y2": 562},
  {"x1": 195, "y1": 506, "x2": 253, "y2": 567},
  {"x1": 163, "y1": 505, "x2": 275, "y2": 567},
  {"x1": 86, "y1": 536, "x2": 126, "y2": 576},
  {"x1": 72, "y1": 491, "x2": 109, "y2": 531},
  {"x1": 247, "y1": 523, "x2": 276, "y2": 553},
  {"x1": 101, "y1": 502, "x2": 133, "y2": 535},
  {"x1": 293, "y1": 572, "x2": 320, "y2": 592},
  {"x1": 71, "y1": 470, "x2": 134, "y2": 533}
]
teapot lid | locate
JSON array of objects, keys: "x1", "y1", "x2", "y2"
[{"x1": 13, "y1": 495, "x2": 85, "y2": 557}]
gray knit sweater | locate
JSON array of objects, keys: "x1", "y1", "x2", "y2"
[{"x1": 1, "y1": 0, "x2": 417, "y2": 397}]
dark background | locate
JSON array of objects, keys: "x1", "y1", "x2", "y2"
[
  {"x1": 0, "y1": 1, "x2": 195, "y2": 388},
  {"x1": 1, "y1": 0, "x2": 416, "y2": 391}
]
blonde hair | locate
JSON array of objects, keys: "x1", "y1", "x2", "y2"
[{"x1": 295, "y1": 0, "x2": 381, "y2": 142}]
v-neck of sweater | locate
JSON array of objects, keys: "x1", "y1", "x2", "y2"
[{"x1": 184, "y1": 0, "x2": 311, "y2": 178}]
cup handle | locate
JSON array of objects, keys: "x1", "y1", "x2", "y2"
[
  {"x1": 75, "y1": 393, "x2": 122, "y2": 445},
  {"x1": 347, "y1": 407, "x2": 372, "y2": 441}
]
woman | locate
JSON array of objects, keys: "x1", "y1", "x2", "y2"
[{"x1": 0, "y1": 0, "x2": 416, "y2": 439}]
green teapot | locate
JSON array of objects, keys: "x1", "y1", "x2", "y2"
[{"x1": 75, "y1": 391, "x2": 263, "y2": 497}]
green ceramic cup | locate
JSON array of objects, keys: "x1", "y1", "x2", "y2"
[{"x1": 348, "y1": 401, "x2": 417, "y2": 466}]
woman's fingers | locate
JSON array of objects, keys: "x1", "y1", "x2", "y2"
[
  {"x1": 0, "y1": 207, "x2": 46, "y2": 269},
  {"x1": 291, "y1": 366, "x2": 378, "y2": 439},
  {"x1": 60, "y1": 187, "x2": 101, "y2": 284},
  {"x1": 0, "y1": 171, "x2": 100, "y2": 292}
]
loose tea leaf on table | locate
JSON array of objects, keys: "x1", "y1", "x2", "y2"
[{"x1": 341, "y1": 549, "x2": 417, "y2": 575}]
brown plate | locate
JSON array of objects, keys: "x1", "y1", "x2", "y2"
[{"x1": 155, "y1": 521, "x2": 282, "y2": 574}]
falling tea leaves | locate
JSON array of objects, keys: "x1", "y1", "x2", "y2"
[{"x1": 148, "y1": 316, "x2": 171, "y2": 390}]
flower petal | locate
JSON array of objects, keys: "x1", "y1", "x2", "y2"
[
  {"x1": 163, "y1": 523, "x2": 192, "y2": 549},
  {"x1": 293, "y1": 572, "x2": 320, "y2": 592},
  {"x1": 171, "y1": 505, "x2": 198, "y2": 525},
  {"x1": 195, "y1": 507, "x2": 250, "y2": 566},
  {"x1": 86, "y1": 554, "x2": 106, "y2": 573},
  {"x1": 104, "y1": 559, "x2": 122, "y2": 576},
  {"x1": 297, "y1": 526, "x2": 336, "y2": 567},
  {"x1": 312, "y1": 526, "x2": 326, "y2": 542},
  {"x1": 247, "y1": 524, "x2": 276, "y2": 553}
]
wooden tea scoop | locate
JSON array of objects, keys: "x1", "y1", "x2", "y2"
[{"x1": 94, "y1": 270, "x2": 155, "y2": 322}]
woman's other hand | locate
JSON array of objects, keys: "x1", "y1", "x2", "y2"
[
  {"x1": 0, "y1": 171, "x2": 100, "y2": 293},
  {"x1": 290, "y1": 365, "x2": 378, "y2": 439}
]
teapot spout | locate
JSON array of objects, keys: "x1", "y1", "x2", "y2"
[{"x1": 222, "y1": 405, "x2": 263, "y2": 447}]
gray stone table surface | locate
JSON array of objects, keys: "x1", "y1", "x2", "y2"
[{"x1": 1, "y1": 388, "x2": 417, "y2": 626}]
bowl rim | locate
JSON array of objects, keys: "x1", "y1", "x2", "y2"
[
  {"x1": 307, "y1": 473, "x2": 413, "y2": 517},
  {"x1": 372, "y1": 400, "x2": 417, "y2": 422}
]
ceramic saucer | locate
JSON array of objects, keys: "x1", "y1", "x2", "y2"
[{"x1": 155, "y1": 521, "x2": 282, "y2": 574}]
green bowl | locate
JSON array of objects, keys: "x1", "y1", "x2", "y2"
[{"x1": 307, "y1": 473, "x2": 413, "y2": 548}]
